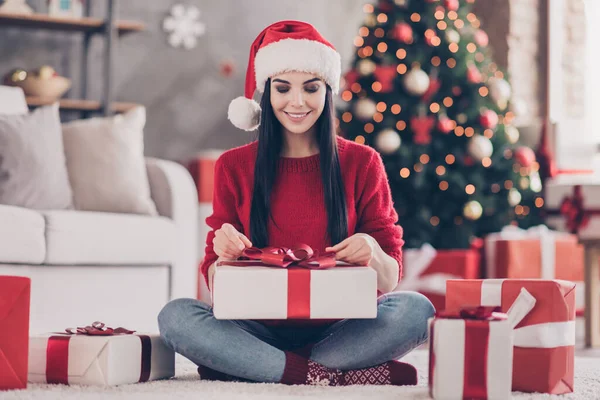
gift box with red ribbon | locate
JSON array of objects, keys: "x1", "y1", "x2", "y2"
[
  {"x1": 393, "y1": 244, "x2": 481, "y2": 312},
  {"x1": 445, "y1": 279, "x2": 576, "y2": 394},
  {"x1": 28, "y1": 322, "x2": 175, "y2": 386},
  {"x1": 429, "y1": 305, "x2": 518, "y2": 399},
  {"x1": 212, "y1": 245, "x2": 377, "y2": 319},
  {"x1": 0, "y1": 276, "x2": 30, "y2": 390}
]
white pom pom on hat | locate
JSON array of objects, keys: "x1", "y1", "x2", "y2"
[{"x1": 228, "y1": 20, "x2": 341, "y2": 131}]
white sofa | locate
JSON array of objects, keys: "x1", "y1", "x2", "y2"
[{"x1": 0, "y1": 86, "x2": 198, "y2": 334}]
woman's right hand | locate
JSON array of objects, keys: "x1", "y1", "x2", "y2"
[{"x1": 212, "y1": 223, "x2": 253, "y2": 259}]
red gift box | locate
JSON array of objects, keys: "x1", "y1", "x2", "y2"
[
  {"x1": 0, "y1": 276, "x2": 30, "y2": 390},
  {"x1": 445, "y1": 279, "x2": 575, "y2": 394},
  {"x1": 394, "y1": 244, "x2": 481, "y2": 312}
]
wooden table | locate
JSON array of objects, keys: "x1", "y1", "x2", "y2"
[{"x1": 582, "y1": 239, "x2": 600, "y2": 348}]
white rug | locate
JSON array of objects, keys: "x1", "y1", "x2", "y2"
[{"x1": 1, "y1": 350, "x2": 597, "y2": 399}]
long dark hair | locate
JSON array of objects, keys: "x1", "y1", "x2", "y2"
[{"x1": 249, "y1": 78, "x2": 348, "y2": 248}]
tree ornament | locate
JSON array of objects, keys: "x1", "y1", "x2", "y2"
[
  {"x1": 403, "y1": 67, "x2": 430, "y2": 96},
  {"x1": 437, "y1": 115, "x2": 454, "y2": 133},
  {"x1": 163, "y1": 4, "x2": 206, "y2": 50},
  {"x1": 219, "y1": 60, "x2": 235, "y2": 78},
  {"x1": 358, "y1": 59, "x2": 377, "y2": 76},
  {"x1": 444, "y1": 0, "x2": 459, "y2": 11},
  {"x1": 514, "y1": 146, "x2": 536, "y2": 168},
  {"x1": 365, "y1": 14, "x2": 377, "y2": 27},
  {"x1": 505, "y1": 125, "x2": 520, "y2": 144},
  {"x1": 468, "y1": 135, "x2": 493, "y2": 160},
  {"x1": 411, "y1": 115, "x2": 436, "y2": 145},
  {"x1": 393, "y1": 22, "x2": 413, "y2": 43},
  {"x1": 488, "y1": 77, "x2": 511, "y2": 104},
  {"x1": 479, "y1": 109, "x2": 499, "y2": 129},
  {"x1": 343, "y1": 70, "x2": 360, "y2": 89},
  {"x1": 529, "y1": 171, "x2": 543, "y2": 193},
  {"x1": 354, "y1": 98, "x2": 378, "y2": 120},
  {"x1": 375, "y1": 128, "x2": 402, "y2": 154},
  {"x1": 474, "y1": 29, "x2": 489, "y2": 47},
  {"x1": 374, "y1": 65, "x2": 398, "y2": 93},
  {"x1": 466, "y1": 63, "x2": 482, "y2": 83},
  {"x1": 463, "y1": 200, "x2": 483, "y2": 220},
  {"x1": 508, "y1": 188, "x2": 522, "y2": 206},
  {"x1": 445, "y1": 29, "x2": 460, "y2": 44}
]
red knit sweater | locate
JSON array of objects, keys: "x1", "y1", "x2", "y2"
[{"x1": 200, "y1": 136, "x2": 404, "y2": 326}]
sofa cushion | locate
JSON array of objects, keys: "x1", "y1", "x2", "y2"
[
  {"x1": 42, "y1": 210, "x2": 175, "y2": 265},
  {"x1": 0, "y1": 205, "x2": 45, "y2": 263}
]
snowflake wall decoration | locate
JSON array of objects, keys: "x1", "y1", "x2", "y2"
[{"x1": 163, "y1": 4, "x2": 206, "y2": 50}]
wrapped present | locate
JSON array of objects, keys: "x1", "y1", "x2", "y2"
[
  {"x1": 394, "y1": 244, "x2": 481, "y2": 312},
  {"x1": 485, "y1": 225, "x2": 584, "y2": 313},
  {"x1": 212, "y1": 245, "x2": 377, "y2": 319},
  {"x1": 445, "y1": 279, "x2": 576, "y2": 394},
  {"x1": 28, "y1": 322, "x2": 175, "y2": 386},
  {"x1": 0, "y1": 276, "x2": 30, "y2": 390},
  {"x1": 429, "y1": 300, "x2": 535, "y2": 400}
]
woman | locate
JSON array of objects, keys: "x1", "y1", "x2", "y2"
[{"x1": 158, "y1": 20, "x2": 435, "y2": 387}]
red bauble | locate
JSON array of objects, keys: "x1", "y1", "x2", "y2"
[
  {"x1": 514, "y1": 146, "x2": 536, "y2": 168},
  {"x1": 411, "y1": 116, "x2": 436, "y2": 145},
  {"x1": 444, "y1": 0, "x2": 459, "y2": 11},
  {"x1": 373, "y1": 65, "x2": 397, "y2": 93},
  {"x1": 393, "y1": 23, "x2": 413, "y2": 43},
  {"x1": 479, "y1": 109, "x2": 498, "y2": 129},
  {"x1": 474, "y1": 30, "x2": 489, "y2": 47},
  {"x1": 343, "y1": 69, "x2": 360, "y2": 89},
  {"x1": 437, "y1": 116, "x2": 454, "y2": 133},
  {"x1": 220, "y1": 60, "x2": 235, "y2": 77},
  {"x1": 422, "y1": 78, "x2": 441, "y2": 102},
  {"x1": 464, "y1": 155, "x2": 475, "y2": 166},
  {"x1": 467, "y1": 64, "x2": 482, "y2": 83}
]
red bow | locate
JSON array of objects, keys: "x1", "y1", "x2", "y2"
[
  {"x1": 559, "y1": 185, "x2": 591, "y2": 234},
  {"x1": 437, "y1": 306, "x2": 507, "y2": 321},
  {"x1": 64, "y1": 321, "x2": 135, "y2": 336},
  {"x1": 237, "y1": 244, "x2": 338, "y2": 269}
]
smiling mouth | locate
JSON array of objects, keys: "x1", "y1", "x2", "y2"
[{"x1": 284, "y1": 111, "x2": 311, "y2": 121}]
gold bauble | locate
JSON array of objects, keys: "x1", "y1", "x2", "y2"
[
  {"x1": 463, "y1": 200, "x2": 483, "y2": 221},
  {"x1": 505, "y1": 125, "x2": 520, "y2": 144}
]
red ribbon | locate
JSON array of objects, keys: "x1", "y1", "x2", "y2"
[
  {"x1": 559, "y1": 185, "x2": 591, "y2": 234},
  {"x1": 46, "y1": 322, "x2": 151, "y2": 385},
  {"x1": 430, "y1": 307, "x2": 507, "y2": 398}
]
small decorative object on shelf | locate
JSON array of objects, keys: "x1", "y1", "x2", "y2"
[
  {"x1": 48, "y1": 0, "x2": 83, "y2": 18},
  {"x1": 163, "y1": 3, "x2": 206, "y2": 50},
  {"x1": 4, "y1": 65, "x2": 71, "y2": 99},
  {"x1": 0, "y1": 0, "x2": 34, "y2": 14}
]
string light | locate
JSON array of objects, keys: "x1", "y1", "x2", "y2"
[
  {"x1": 375, "y1": 28, "x2": 385, "y2": 38},
  {"x1": 445, "y1": 154, "x2": 456, "y2": 164},
  {"x1": 447, "y1": 58, "x2": 457, "y2": 68},
  {"x1": 475, "y1": 53, "x2": 485, "y2": 62},
  {"x1": 376, "y1": 102, "x2": 387, "y2": 112},
  {"x1": 491, "y1": 183, "x2": 500, "y2": 193},
  {"x1": 437, "y1": 21, "x2": 447, "y2": 30},
  {"x1": 523, "y1": 206, "x2": 530, "y2": 216},
  {"x1": 363, "y1": 4, "x2": 374, "y2": 13},
  {"x1": 448, "y1": 11, "x2": 458, "y2": 20},
  {"x1": 396, "y1": 120, "x2": 407, "y2": 130},
  {"x1": 436, "y1": 165, "x2": 446, "y2": 175},
  {"x1": 359, "y1": 27, "x2": 369, "y2": 36},
  {"x1": 391, "y1": 104, "x2": 401, "y2": 114},
  {"x1": 454, "y1": 126, "x2": 465, "y2": 136},
  {"x1": 484, "y1": 129, "x2": 493, "y2": 138},
  {"x1": 467, "y1": 43, "x2": 477, "y2": 53},
  {"x1": 342, "y1": 91, "x2": 353, "y2": 101},
  {"x1": 355, "y1": 135, "x2": 366, "y2": 144},
  {"x1": 439, "y1": 181, "x2": 449, "y2": 190},
  {"x1": 425, "y1": 29, "x2": 436, "y2": 39},
  {"x1": 411, "y1": 13, "x2": 421, "y2": 22},
  {"x1": 504, "y1": 180, "x2": 513, "y2": 189},
  {"x1": 377, "y1": 42, "x2": 388, "y2": 52},
  {"x1": 414, "y1": 163, "x2": 424, "y2": 172},
  {"x1": 363, "y1": 46, "x2": 374, "y2": 56},
  {"x1": 464, "y1": 127, "x2": 474, "y2": 137},
  {"x1": 443, "y1": 97, "x2": 453, "y2": 107},
  {"x1": 535, "y1": 198, "x2": 544, "y2": 208},
  {"x1": 354, "y1": 37, "x2": 364, "y2": 47},
  {"x1": 494, "y1": 71, "x2": 504, "y2": 79},
  {"x1": 364, "y1": 123, "x2": 374, "y2": 133},
  {"x1": 505, "y1": 111, "x2": 515, "y2": 124},
  {"x1": 396, "y1": 49, "x2": 407, "y2": 59},
  {"x1": 377, "y1": 13, "x2": 388, "y2": 23},
  {"x1": 400, "y1": 168, "x2": 410, "y2": 178},
  {"x1": 467, "y1": 13, "x2": 477, "y2": 22},
  {"x1": 465, "y1": 184, "x2": 475, "y2": 194},
  {"x1": 397, "y1": 64, "x2": 408, "y2": 74},
  {"x1": 373, "y1": 112, "x2": 384, "y2": 123},
  {"x1": 420, "y1": 154, "x2": 430, "y2": 164},
  {"x1": 472, "y1": 19, "x2": 481, "y2": 28},
  {"x1": 430, "y1": 103, "x2": 440, "y2": 113},
  {"x1": 430, "y1": 216, "x2": 440, "y2": 226},
  {"x1": 515, "y1": 205, "x2": 524, "y2": 215},
  {"x1": 431, "y1": 36, "x2": 441, "y2": 46},
  {"x1": 358, "y1": 48, "x2": 366, "y2": 58},
  {"x1": 432, "y1": 56, "x2": 441, "y2": 66},
  {"x1": 435, "y1": 10, "x2": 445, "y2": 19},
  {"x1": 454, "y1": 20, "x2": 464, "y2": 29},
  {"x1": 479, "y1": 87, "x2": 489, "y2": 97},
  {"x1": 372, "y1": 82, "x2": 382, "y2": 92},
  {"x1": 342, "y1": 112, "x2": 352, "y2": 122},
  {"x1": 449, "y1": 43, "x2": 459, "y2": 53},
  {"x1": 482, "y1": 157, "x2": 492, "y2": 167}
]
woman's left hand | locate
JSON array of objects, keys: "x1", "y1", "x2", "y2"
[{"x1": 325, "y1": 233, "x2": 376, "y2": 266}]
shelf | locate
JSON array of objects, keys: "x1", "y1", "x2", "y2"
[
  {"x1": 0, "y1": 12, "x2": 144, "y2": 35},
  {"x1": 26, "y1": 96, "x2": 139, "y2": 113}
]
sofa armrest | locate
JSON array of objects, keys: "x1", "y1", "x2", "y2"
[{"x1": 145, "y1": 157, "x2": 198, "y2": 300}]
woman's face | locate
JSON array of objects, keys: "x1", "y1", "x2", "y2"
[{"x1": 270, "y1": 71, "x2": 326, "y2": 135}]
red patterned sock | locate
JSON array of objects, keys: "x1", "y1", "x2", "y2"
[
  {"x1": 342, "y1": 361, "x2": 418, "y2": 386},
  {"x1": 280, "y1": 351, "x2": 342, "y2": 386}
]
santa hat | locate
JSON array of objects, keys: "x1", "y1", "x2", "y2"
[{"x1": 228, "y1": 20, "x2": 341, "y2": 131}]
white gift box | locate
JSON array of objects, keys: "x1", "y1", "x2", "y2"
[
  {"x1": 212, "y1": 264, "x2": 377, "y2": 320},
  {"x1": 28, "y1": 333, "x2": 175, "y2": 386}
]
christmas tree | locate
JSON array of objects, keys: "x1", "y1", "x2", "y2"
[{"x1": 337, "y1": 0, "x2": 544, "y2": 249}]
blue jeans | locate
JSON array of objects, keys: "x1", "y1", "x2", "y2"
[{"x1": 158, "y1": 291, "x2": 435, "y2": 383}]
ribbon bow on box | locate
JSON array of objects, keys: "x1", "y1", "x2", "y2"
[
  {"x1": 218, "y1": 243, "x2": 355, "y2": 269},
  {"x1": 437, "y1": 306, "x2": 508, "y2": 321},
  {"x1": 63, "y1": 321, "x2": 135, "y2": 336}
]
